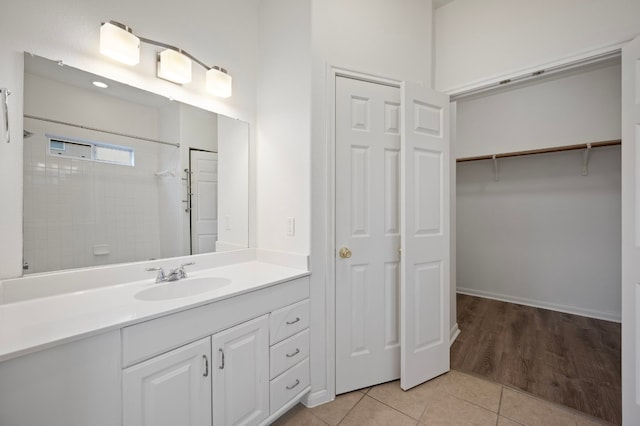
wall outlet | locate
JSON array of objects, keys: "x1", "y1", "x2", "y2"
[
  {"x1": 225, "y1": 215, "x2": 231, "y2": 230},
  {"x1": 286, "y1": 217, "x2": 295, "y2": 236}
]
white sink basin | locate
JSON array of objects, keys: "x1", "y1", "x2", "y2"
[{"x1": 135, "y1": 277, "x2": 232, "y2": 301}]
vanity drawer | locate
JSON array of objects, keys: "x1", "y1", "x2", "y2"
[
  {"x1": 269, "y1": 299, "x2": 309, "y2": 344},
  {"x1": 270, "y1": 358, "x2": 310, "y2": 414},
  {"x1": 270, "y1": 329, "x2": 309, "y2": 379}
]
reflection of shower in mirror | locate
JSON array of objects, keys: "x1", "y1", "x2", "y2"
[
  {"x1": 21, "y1": 53, "x2": 249, "y2": 276},
  {"x1": 155, "y1": 169, "x2": 177, "y2": 177}
]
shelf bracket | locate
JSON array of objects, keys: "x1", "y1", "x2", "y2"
[
  {"x1": 492, "y1": 154, "x2": 499, "y2": 181},
  {"x1": 582, "y1": 143, "x2": 592, "y2": 176}
]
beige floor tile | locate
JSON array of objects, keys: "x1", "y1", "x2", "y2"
[
  {"x1": 420, "y1": 392, "x2": 498, "y2": 426},
  {"x1": 341, "y1": 395, "x2": 418, "y2": 426},
  {"x1": 438, "y1": 370, "x2": 502, "y2": 412},
  {"x1": 272, "y1": 403, "x2": 329, "y2": 426},
  {"x1": 357, "y1": 387, "x2": 371, "y2": 394},
  {"x1": 500, "y1": 388, "x2": 577, "y2": 426},
  {"x1": 498, "y1": 416, "x2": 524, "y2": 426},
  {"x1": 308, "y1": 390, "x2": 364, "y2": 426},
  {"x1": 368, "y1": 379, "x2": 440, "y2": 419}
]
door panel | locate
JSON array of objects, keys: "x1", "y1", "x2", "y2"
[
  {"x1": 622, "y1": 35, "x2": 640, "y2": 423},
  {"x1": 123, "y1": 338, "x2": 211, "y2": 426},
  {"x1": 211, "y1": 315, "x2": 269, "y2": 426},
  {"x1": 400, "y1": 82, "x2": 450, "y2": 390},
  {"x1": 190, "y1": 150, "x2": 218, "y2": 254},
  {"x1": 335, "y1": 76, "x2": 401, "y2": 394}
]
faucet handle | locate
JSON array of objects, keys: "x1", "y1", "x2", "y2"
[
  {"x1": 146, "y1": 267, "x2": 166, "y2": 283},
  {"x1": 177, "y1": 262, "x2": 195, "y2": 279}
]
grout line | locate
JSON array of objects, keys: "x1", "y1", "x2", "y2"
[
  {"x1": 336, "y1": 391, "x2": 366, "y2": 425},
  {"x1": 307, "y1": 409, "x2": 331, "y2": 426},
  {"x1": 356, "y1": 394, "x2": 421, "y2": 424},
  {"x1": 495, "y1": 386, "x2": 504, "y2": 426}
]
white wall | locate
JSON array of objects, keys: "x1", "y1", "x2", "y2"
[
  {"x1": 217, "y1": 116, "x2": 249, "y2": 250},
  {"x1": 456, "y1": 61, "x2": 622, "y2": 158},
  {"x1": 455, "y1": 64, "x2": 622, "y2": 321},
  {"x1": 434, "y1": 0, "x2": 640, "y2": 93},
  {"x1": 256, "y1": 0, "x2": 312, "y2": 256},
  {"x1": 457, "y1": 148, "x2": 621, "y2": 321},
  {"x1": 0, "y1": 0, "x2": 259, "y2": 280},
  {"x1": 621, "y1": 35, "x2": 640, "y2": 426},
  {"x1": 307, "y1": 0, "x2": 435, "y2": 405},
  {"x1": 312, "y1": 0, "x2": 433, "y2": 86}
]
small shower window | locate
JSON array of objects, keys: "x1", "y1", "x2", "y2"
[{"x1": 47, "y1": 134, "x2": 134, "y2": 166}]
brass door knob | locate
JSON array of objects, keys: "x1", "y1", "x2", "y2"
[{"x1": 339, "y1": 247, "x2": 352, "y2": 259}]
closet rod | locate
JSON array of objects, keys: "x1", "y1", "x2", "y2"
[
  {"x1": 23, "y1": 114, "x2": 180, "y2": 148},
  {"x1": 456, "y1": 139, "x2": 621, "y2": 163}
]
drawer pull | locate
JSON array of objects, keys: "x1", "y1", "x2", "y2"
[
  {"x1": 286, "y1": 317, "x2": 300, "y2": 325},
  {"x1": 286, "y1": 348, "x2": 300, "y2": 358},
  {"x1": 286, "y1": 379, "x2": 300, "y2": 390}
]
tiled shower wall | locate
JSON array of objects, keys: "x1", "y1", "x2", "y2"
[{"x1": 23, "y1": 128, "x2": 166, "y2": 274}]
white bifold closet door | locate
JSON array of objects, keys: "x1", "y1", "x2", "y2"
[{"x1": 335, "y1": 76, "x2": 450, "y2": 394}]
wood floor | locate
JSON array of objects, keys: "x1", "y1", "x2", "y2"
[{"x1": 451, "y1": 294, "x2": 621, "y2": 425}]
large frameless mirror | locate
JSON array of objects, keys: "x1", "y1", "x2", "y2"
[{"x1": 22, "y1": 53, "x2": 249, "y2": 275}]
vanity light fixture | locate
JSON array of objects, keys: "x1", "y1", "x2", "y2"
[
  {"x1": 99, "y1": 22, "x2": 140, "y2": 66},
  {"x1": 206, "y1": 66, "x2": 232, "y2": 98},
  {"x1": 157, "y1": 49, "x2": 192, "y2": 85},
  {"x1": 99, "y1": 21, "x2": 232, "y2": 96}
]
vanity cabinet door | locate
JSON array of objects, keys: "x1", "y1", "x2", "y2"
[
  {"x1": 212, "y1": 315, "x2": 269, "y2": 426},
  {"x1": 123, "y1": 337, "x2": 212, "y2": 426}
]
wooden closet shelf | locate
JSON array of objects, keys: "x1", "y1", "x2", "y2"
[{"x1": 456, "y1": 139, "x2": 621, "y2": 163}]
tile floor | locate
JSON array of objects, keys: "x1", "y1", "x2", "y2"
[{"x1": 273, "y1": 370, "x2": 610, "y2": 426}]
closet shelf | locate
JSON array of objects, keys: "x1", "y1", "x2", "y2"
[{"x1": 456, "y1": 139, "x2": 621, "y2": 163}]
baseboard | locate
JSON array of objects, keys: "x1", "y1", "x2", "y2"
[
  {"x1": 449, "y1": 323, "x2": 460, "y2": 346},
  {"x1": 457, "y1": 287, "x2": 621, "y2": 323},
  {"x1": 301, "y1": 388, "x2": 331, "y2": 408}
]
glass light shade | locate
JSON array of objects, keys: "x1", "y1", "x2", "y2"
[
  {"x1": 157, "y1": 49, "x2": 192, "y2": 84},
  {"x1": 206, "y1": 68, "x2": 232, "y2": 98},
  {"x1": 99, "y1": 22, "x2": 140, "y2": 66}
]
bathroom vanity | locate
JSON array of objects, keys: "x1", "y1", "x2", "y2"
[{"x1": 0, "y1": 253, "x2": 310, "y2": 426}]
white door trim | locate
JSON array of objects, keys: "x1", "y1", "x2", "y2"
[
  {"x1": 445, "y1": 42, "x2": 626, "y2": 98},
  {"x1": 325, "y1": 66, "x2": 403, "y2": 400}
]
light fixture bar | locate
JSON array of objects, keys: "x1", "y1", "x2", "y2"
[{"x1": 100, "y1": 20, "x2": 232, "y2": 96}]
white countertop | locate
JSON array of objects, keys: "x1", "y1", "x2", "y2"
[{"x1": 0, "y1": 261, "x2": 309, "y2": 363}]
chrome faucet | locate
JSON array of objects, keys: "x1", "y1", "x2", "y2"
[{"x1": 146, "y1": 262, "x2": 195, "y2": 283}]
